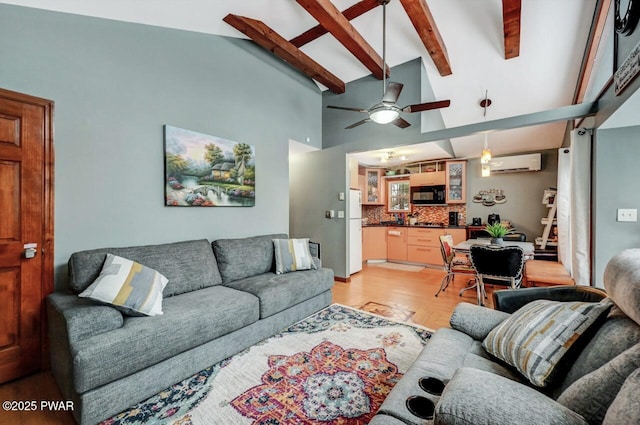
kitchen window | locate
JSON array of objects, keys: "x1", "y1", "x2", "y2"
[{"x1": 387, "y1": 179, "x2": 410, "y2": 212}]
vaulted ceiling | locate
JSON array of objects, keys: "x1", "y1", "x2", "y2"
[{"x1": 3, "y1": 0, "x2": 606, "y2": 162}]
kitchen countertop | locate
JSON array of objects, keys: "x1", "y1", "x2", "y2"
[{"x1": 363, "y1": 223, "x2": 468, "y2": 229}]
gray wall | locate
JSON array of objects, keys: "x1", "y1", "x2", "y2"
[
  {"x1": 466, "y1": 149, "x2": 559, "y2": 242},
  {"x1": 290, "y1": 146, "x2": 349, "y2": 278},
  {"x1": 590, "y1": 22, "x2": 640, "y2": 287},
  {"x1": 592, "y1": 126, "x2": 640, "y2": 287},
  {"x1": 0, "y1": 5, "x2": 322, "y2": 288}
]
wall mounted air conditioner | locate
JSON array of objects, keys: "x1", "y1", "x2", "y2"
[{"x1": 488, "y1": 153, "x2": 541, "y2": 174}]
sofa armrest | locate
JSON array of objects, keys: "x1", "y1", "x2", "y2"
[
  {"x1": 493, "y1": 286, "x2": 608, "y2": 314},
  {"x1": 48, "y1": 293, "x2": 124, "y2": 342},
  {"x1": 434, "y1": 368, "x2": 588, "y2": 425},
  {"x1": 449, "y1": 302, "x2": 510, "y2": 340}
]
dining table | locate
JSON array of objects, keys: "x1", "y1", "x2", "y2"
[{"x1": 453, "y1": 238, "x2": 535, "y2": 259}]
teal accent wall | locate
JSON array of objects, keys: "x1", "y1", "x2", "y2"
[{"x1": 0, "y1": 5, "x2": 322, "y2": 289}]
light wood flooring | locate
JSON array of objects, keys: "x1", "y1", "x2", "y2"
[{"x1": 0, "y1": 263, "x2": 492, "y2": 425}]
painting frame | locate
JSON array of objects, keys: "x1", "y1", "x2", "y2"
[{"x1": 164, "y1": 125, "x2": 255, "y2": 207}]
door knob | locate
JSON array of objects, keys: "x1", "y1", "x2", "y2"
[{"x1": 24, "y1": 243, "x2": 37, "y2": 259}]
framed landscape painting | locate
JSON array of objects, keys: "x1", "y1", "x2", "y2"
[{"x1": 164, "y1": 125, "x2": 255, "y2": 207}]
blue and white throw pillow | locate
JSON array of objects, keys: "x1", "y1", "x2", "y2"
[{"x1": 79, "y1": 254, "x2": 168, "y2": 316}]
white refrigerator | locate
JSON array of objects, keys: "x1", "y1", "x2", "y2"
[{"x1": 349, "y1": 189, "x2": 363, "y2": 274}]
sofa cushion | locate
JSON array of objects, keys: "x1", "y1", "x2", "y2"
[
  {"x1": 273, "y1": 238, "x2": 318, "y2": 274},
  {"x1": 434, "y1": 368, "x2": 588, "y2": 425},
  {"x1": 68, "y1": 239, "x2": 222, "y2": 297},
  {"x1": 483, "y1": 298, "x2": 613, "y2": 387},
  {"x1": 71, "y1": 285, "x2": 259, "y2": 393},
  {"x1": 79, "y1": 254, "x2": 167, "y2": 316},
  {"x1": 603, "y1": 368, "x2": 640, "y2": 425},
  {"x1": 223, "y1": 268, "x2": 334, "y2": 318},
  {"x1": 557, "y1": 343, "x2": 640, "y2": 425},
  {"x1": 555, "y1": 308, "x2": 640, "y2": 396},
  {"x1": 213, "y1": 234, "x2": 287, "y2": 283},
  {"x1": 603, "y1": 248, "x2": 640, "y2": 325}
]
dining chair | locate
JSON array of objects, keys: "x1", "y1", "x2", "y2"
[
  {"x1": 435, "y1": 234, "x2": 476, "y2": 297},
  {"x1": 469, "y1": 244, "x2": 525, "y2": 306}
]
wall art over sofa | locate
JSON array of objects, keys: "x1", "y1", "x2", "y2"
[{"x1": 164, "y1": 125, "x2": 255, "y2": 207}]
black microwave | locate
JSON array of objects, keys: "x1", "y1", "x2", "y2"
[{"x1": 411, "y1": 185, "x2": 446, "y2": 205}]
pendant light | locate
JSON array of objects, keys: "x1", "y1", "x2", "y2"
[
  {"x1": 480, "y1": 91, "x2": 492, "y2": 164},
  {"x1": 480, "y1": 91, "x2": 492, "y2": 177}
]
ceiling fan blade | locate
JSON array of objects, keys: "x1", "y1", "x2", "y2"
[
  {"x1": 327, "y1": 105, "x2": 368, "y2": 113},
  {"x1": 382, "y1": 82, "x2": 404, "y2": 104},
  {"x1": 402, "y1": 100, "x2": 451, "y2": 113},
  {"x1": 345, "y1": 119, "x2": 371, "y2": 129},
  {"x1": 391, "y1": 117, "x2": 411, "y2": 129}
]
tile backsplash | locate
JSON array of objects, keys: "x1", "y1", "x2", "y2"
[{"x1": 363, "y1": 205, "x2": 467, "y2": 225}]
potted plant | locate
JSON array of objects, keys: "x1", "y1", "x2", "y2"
[{"x1": 485, "y1": 222, "x2": 513, "y2": 245}]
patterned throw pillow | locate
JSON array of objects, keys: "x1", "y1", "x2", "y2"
[
  {"x1": 273, "y1": 238, "x2": 318, "y2": 274},
  {"x1": 483, "y1": 299, "x2": 613, "y2": 387},
  {"x1": 79, "y1": 254, "x2": 168, "y2": 316}
]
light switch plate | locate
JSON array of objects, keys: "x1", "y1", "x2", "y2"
[
  {"x1": 338, "y1": 210, "x2": 345, "y2": 218},
  {"x1": 617, "y1": 208, "x2": 638, "y2": 222},
  {"x1": 339, "y1": 192, "x2": 345, "y2": 201}
]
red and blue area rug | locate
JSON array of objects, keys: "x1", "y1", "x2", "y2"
[{"x1": 101, "y1": 304, "x2": 432, "y2": 425}]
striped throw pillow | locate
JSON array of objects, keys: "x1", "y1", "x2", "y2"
[
  {"x1": 483, "y1": 299, "x2": 613, "y2": 387},
  {"x1": 273, "y1": 238, "x2": 318, "y2": 274},
  {"x1": 79, "y1": 254, "x2": 168, "y2": 316}
]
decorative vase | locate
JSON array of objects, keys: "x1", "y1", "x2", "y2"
[{"x1": 491, "y1": 237, "x2": 504, "y2": 245}]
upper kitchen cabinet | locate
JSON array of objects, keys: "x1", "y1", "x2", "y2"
[
  {"x1": 409, "y1": 171, "x2": 446, "y2": 186},
  {"x1": 445, "y1": 161, "x2": 466, "y2": 204},
  {"x1": 362, "y1": 168, "x2": 385, "y2": 205}
]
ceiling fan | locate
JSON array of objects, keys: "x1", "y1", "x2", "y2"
[{"x1": 326, "y1": 0, "x2": 451, "y2": 130}]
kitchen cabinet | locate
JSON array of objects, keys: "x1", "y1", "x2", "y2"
[
  {"x1": 407, "y1": 228, "x2": 442, "y2": 265},
  {"x1": 362, "y1": 227, "x2": 387, "y2": 261},
  {"x1": 407, "y1": 227, "x2": 467, "y2": 266},
  {"x1": 445, "y1": 161, "x2": 466, "y2": 204},
  {"x1": 409, "y1": 171, "x2": 446, "y2": 186},
  {"x1": 349, "y1": 158, "x2": 360, "y2": 189},
  {"x1": 386, "y1": 226, "x2": 407, "y2": 261},
  {"x1": 363, "y1": 168, "x2": 385, "y2": 205},
  {"x1": 446, "y1": 228, "x2": 467, "y2": 245}
]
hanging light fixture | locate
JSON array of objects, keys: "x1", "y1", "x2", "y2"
[
  {"x1": 480, "y1": 91, "x2": 492, "y2": 176},
  {"x1": 481, "y1": 133, "x2": 492, "y2": 164}
]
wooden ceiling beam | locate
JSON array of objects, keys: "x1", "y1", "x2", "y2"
[
  {"x1": 399, "y1": 0, "x2": 452, "y2": 76},
  {"x1": 296, "y1": 0, "x2": 389, "y2": 80},
  {"x1": 290, "y1": 0, "x2": 380, "y2": 48},
  {"x1": 573, "y1": 0, "x2": 612, "y2": 104},
  {"x1": 223, "y1": 14, "x2": 346, "y2": 93},
  {"x1": 502, "y1": 0, "x2": 521, "y2": 59}
]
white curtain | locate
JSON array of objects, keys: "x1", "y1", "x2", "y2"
[{"x1": 556, "y1": 130, "x2": 591, "y2": 286}]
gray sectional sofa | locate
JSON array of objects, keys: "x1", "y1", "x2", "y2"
[
  {"x1": 47, "y1": 234, "x2": 334, "y2": 425},
  {"x1": 370, "y1": 248, "x2": 640, "y2": 425}
]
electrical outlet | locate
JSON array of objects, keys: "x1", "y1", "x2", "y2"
[
  {"x1": 617, "y1": 208, "x2": 638, "y2": 222},
  {"x1": 339, "y1": 192, "x2": 345, "y2": 201}
]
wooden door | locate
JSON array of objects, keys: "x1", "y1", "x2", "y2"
[{"x1": 0, "y1": 88, "x2": 54, "y2": 383}]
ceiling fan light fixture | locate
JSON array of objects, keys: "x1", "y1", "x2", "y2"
[{"x1": 370, "y1": 108, "x2": 399, "y2": 124}]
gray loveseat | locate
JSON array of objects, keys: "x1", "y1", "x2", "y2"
[
  {"x1": 370, "y1": 248, "x2": 640, "y2": 425},
  {"x1": 47, "y1": 234, "x2": 334, "y2": 425}
]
